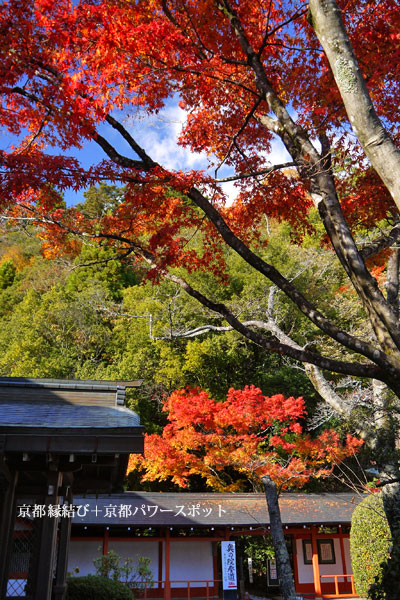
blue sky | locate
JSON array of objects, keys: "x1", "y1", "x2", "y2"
[{"x1": 1, "y1": 97, "x2": 292, "y2": 207}]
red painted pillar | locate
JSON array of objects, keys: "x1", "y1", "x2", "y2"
[
  {"x1": 103, "y1": 528, "x2": 109, "y2": 555},
  {"x1": 338, "y1": 526, "x2": 348, "y2": 590},
  {"x1": 165, "y1": 528, "x2": 171, "y2": 600},
  {"x1": 158, "y1": 541, "x2": 163, "y2": 589},
  {"x1": 311, "y1": 526, "x2": 322, "y2": 598}
]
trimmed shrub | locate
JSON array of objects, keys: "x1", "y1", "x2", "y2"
[
  {"x1": 350, "y1": 493, "x2": 391, "y2": 597},
  {"x1": 66, "y1": 575, "x2": 134, "y2": 600}
]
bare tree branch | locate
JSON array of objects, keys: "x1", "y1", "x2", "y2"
[{"x1": 215, "y1": 161, "x2": 296, "y2": 183}]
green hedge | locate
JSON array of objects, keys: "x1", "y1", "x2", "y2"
[
  {"x1": 350, "y1": 493, "x2": 391, "y2": 597},
  {"x1": 66, "y1": 575, "x2": 134, "y2": 600}
]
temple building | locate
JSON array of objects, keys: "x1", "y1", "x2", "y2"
[{"x1": 1, "y1": 378, "x2": 361, "y2": 599}]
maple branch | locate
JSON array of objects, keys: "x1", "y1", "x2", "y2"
[
  {"x1": 186, "y1": 187, "x2": 395, "y2": 372},
  {"x1": 11, "y1": 86, "x2": 45, "y2": 109},
  {"x1": 257, "y1": 0, "x2": 274, "y2": 58},
  {"x1": 359, "y1": 223, "x2": 400, "y2": 260},
  {"x1": 216, "y1": 0, "x2": 400, "y2": 359},
  {"x1": 127, "y1": 247, "x2": 384, "y2": 379},
  {"x1": 182, "y1": 3, "x2": 215, "y2": 59},
  {"x1": 257, "y1": 7, "x2": 308, "y2": 58},
  {"x1": 215, "y1": 161, "x2": 296, "y2": 182},
  {"x1": 15, "y1": 109, "x2": 52, "y2": 155},
  {"x1": 69, "y1": 249, "x2": 133, "y2": 270},
  {"x1": 143, "y1": 56, "x2": 261, "y2": 99},
  {"x1": 105, "y1": 115, "x2": 157, "y2": 168},
  {"x1": 160, "y1": 0, "x2": 179, "y2": 28},
  {"x1": 92, "y1": 133, "x2": 146, "y2": 170},
  {"x1": 215, "y1": 96, "x2": 263, "y2": 176},
  {"x1": 11, "y1": 82, "x2": 153, "y2": 174}
]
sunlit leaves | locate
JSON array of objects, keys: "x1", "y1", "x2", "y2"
[{"x1": 129, "y1": 385, "x2": 362, "y2": 491}]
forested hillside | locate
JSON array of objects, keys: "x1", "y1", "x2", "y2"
[{"x1": 1, "y1": 185, "x2": 351, "y2": 432}]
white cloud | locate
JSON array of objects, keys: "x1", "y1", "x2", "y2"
[
  {"x1": 124, "y1": 102, "x2": 209, "y2": 171},
  {"x1": 121, "y1": 99, "x2": 294, "y2": 205}
]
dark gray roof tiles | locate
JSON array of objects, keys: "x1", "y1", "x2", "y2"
[
  {"x1": 0, "y1": 402, "x2": 141, "y2": 429},
  {"x1": 0, "y1": 378, "x2": 142, "y2": 432},
  {"x1": 0, "y1": 377, "x2": 142, "y2": 389},
  {"x1": 71, "y1": 492, "x2": 362, "y2": 527}
]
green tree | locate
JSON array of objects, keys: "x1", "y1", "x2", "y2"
[
  {"x1": 0, "y1": 260, "x2": 16, "y2": 289},
  {"x1": 350, "y1": 493, "x2": 391, "y2": 598},
  {"x1": 75, "y1": 184, "x2": 124, "y2": 219}
]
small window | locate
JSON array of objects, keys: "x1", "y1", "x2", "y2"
[
  {"x1": 317, "y1": 539, "x2": 336, "y2": 564},
  {"x1": 302, "y1": 538, "x2": 336, "y2": 565}
]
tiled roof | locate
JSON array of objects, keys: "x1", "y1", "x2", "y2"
[
  {"x1": 72, "y1": 492, "x2": 362, "y2": 527},
  {"x1": 0, "y1": 377, "x2": 142, "y2": 431},
  {"x1": 0, "y1": 377, "x2": 142, "y2": 389},
  {"x1": 0, "y1": 402, "x2": 141, "y2": 428}
]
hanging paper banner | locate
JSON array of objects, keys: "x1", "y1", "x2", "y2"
[{"x1": 221, "y1": 541, "x2": 237, "y2": 590}]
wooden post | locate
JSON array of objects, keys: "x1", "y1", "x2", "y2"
[
  {"x1": 0, "y1": 470, "x2": 18, "y2": 600},
  {"x1": 212, "y1": 542, "x2": 218, "y2": 595},
  {"x1": 34, "y1": 470, "x2": 63, "y2": 600},
  {"x1": 165, "y1": 528, "x2": 171, "y2": 600},
  {"x1": 338, "y1": 525, "x2": 348, "y2": 588},
  {"x1": 158, "y1": 541, "x2": 163, "y2": 589},
  {"x1": 292, "y1": 534, "x2": 299, "y2": 592},
  {"x1": 53, "y1": 487, "x2": 73, "y2": 600},
  {"x1": 103, "y1": 527, "x2": 109, "y2": 555},
  {"x1": 311, "y1": 526, "x2": 322, "y2": 598}
]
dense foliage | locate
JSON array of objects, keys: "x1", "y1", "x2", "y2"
[
  {"x1": 66, "y1": 575, "x2": 134, "y2": 600},
  {"x1": 350, "y1": 493, "x2": 391, "y2": 598},
  {"x1": 0, "y1": 214, "x2": 324, "y2": 431},
  {"x1": 93, "y1": 550, "x2": 154, "y2": 590},
  {"x1": 129, "y1": 385, "x2": 362, "y2": 491}
]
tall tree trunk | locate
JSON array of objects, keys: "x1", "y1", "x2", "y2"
[
  {"x1": 308, "y1": 0, "x2": 400, "y2": 213},
  {"x1": 261, "y1": 476, "x2": 297, "y2": 600},
  {"x1": 387, "y1": 248, "x2": 400, "y2": 318},
  {"x1": 369, "y1": 380, "x2": 400, "y2": 597}
]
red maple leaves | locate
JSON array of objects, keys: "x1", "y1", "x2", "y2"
[
  {"x1": 1, "y1": 0, "x2": 398, "y2": 268},
  {"x1": 128, "y1": 385, "x2": 362, "y2": 491}
]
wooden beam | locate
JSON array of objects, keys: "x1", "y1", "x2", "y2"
[
  {"x1": 338, "y1": 525, "x2": 348, "y2": 587},
  {"x1": 2, "y1": 432, "x2": 143, "y2": 454},
  {"x1": 33, "y1": 470, "x2": 63, "y2": 600},
  {"x1": 53, "y1": 488, "x2": 73, "y2": 600},
  {"x1": 158, "y1": 541, "x2": 163, "y2": 590}
]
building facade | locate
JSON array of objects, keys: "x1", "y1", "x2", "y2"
[{"x1": 65, "y1": 492, "x2": 360, "y2": 598}]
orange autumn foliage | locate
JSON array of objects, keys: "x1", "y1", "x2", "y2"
[
  {"x1": 1, "y1": 0, "x2": 400, "y2": 387},
  {"x1": 128, "y1": 386, "x2": 362, "y2": 491},
  {"x1": 1, "y1": 0, "x2": 399, "y2": 261}
]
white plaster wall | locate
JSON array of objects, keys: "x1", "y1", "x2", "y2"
[
  {"x1": 108, "y1": 540, "x2": 159, "y2": 583},
  {"x1": 296, "y1": 539, "x2": 314, "y2": 584},
  {"x1": 296, "y1": 538, "x2": 344, "y2": 584},
  {"x1": 67, "y1": 540, "x2": 101, "y2": 576},
  {"x1": 162, "y1": 541, "x2": 214, "y2": 588}
]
